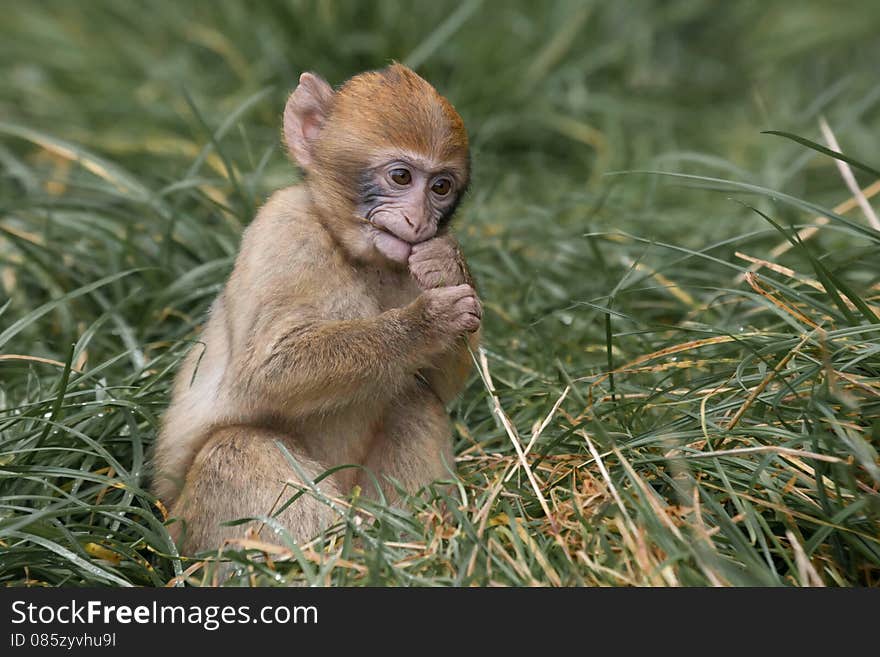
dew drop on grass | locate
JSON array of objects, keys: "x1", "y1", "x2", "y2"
[{"x1": 95, "y1": 378, "x2": 108, "y2": 403}]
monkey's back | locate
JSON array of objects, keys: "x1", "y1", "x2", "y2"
[{"x1": 151, "y1": 293, "x2": 232, "y2": 506}]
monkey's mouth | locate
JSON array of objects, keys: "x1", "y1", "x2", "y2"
[
  {"x1": 359, "y1": 216, "x2": 413, "y2": 263},
  {"x1": 361, "y1": 217, "x2": 401, "y2": 238}
]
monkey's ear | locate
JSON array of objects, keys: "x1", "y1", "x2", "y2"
[{"x1": 283, "y1": 72, "x2": 334, "y2": 169}]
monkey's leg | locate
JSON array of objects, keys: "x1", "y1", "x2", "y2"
[
  {"x1": 171, "y1": 425, "x2": 341, "y2": 555},
  {"x1": 357, "y1": 382, "x2": 455, "y2": 504}
]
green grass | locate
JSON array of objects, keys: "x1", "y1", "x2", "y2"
[{"x1": 2, "y1": 0, "x2": 880, "y2": 586}]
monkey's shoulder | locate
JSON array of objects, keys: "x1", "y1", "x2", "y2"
[
  {"x1": 248, "y1": 185, "x2": 319, "y2": 236},
  {"x1": 227, "y1": 185, "x2": 368, "y2": 316},
  {"x1": 239, "y1": 185, "x2": 340, "y2": 268},
  {"x1": 255, "y1": 184, "x2": 311, "y2": 221}
]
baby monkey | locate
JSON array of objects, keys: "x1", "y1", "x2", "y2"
[{"x1": 152, "y1": 64, "x2": 481, "y2": 554}]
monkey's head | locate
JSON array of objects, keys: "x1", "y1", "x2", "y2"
[{"x1": 283, "y1": 63, "x2": 470, "y2": 265}]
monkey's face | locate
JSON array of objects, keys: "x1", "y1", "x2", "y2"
[
  {"x1": 357, "y1": 154, "x2": 463, "y2": 263},
  {"x1": 283, "y1": 64, "x2": 469, "y2": 265}
]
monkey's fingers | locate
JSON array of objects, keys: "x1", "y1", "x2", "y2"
[
  {"x1": 409, "y1": 237, "x2": 456, "y2": 261},
  {"x1": 454, "y1": 295, "x2": 482, "y2": 318},
  {"x1": 412, "y1": 267, "x2": 448, "y2": 289},
  {"x1": 434, "y1": 283, "x2": 474, "y2": 301},
  {"x1": 458, "y1": 313, "x2": 481, "y2": 333},
  {"x1": 451, "y1": 295, "x2": 482, "y2": 333}
]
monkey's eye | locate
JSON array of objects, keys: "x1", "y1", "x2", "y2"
[
  {"x1": 389, "y1": 168, "x2": 412, "y2": 185},
  {"x1": 431, "y1": 178, "x2": 452, "y2": 196}
]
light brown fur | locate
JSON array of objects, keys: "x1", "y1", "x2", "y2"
[{"x1": 152, "y1": 64, "x2": 480, "y2": 554}]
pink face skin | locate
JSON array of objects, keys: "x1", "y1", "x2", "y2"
[{"x1": 357, "y1": 157, "x2": 460, "y2": 264}]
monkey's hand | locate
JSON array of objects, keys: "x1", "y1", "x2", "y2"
[
  {"x1": 418, "y1": 284, "x2": 482, "y2": 344},
  {"x1": 409, "y1": 235, "x2": 468, "y2": 290},
  {"x1": 414, "y1": 284, "x2": 482, "y2": 402}
]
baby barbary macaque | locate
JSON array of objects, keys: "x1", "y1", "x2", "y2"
[{"x1": 152, "y1": 64, "x2": 481, "y2": 553}]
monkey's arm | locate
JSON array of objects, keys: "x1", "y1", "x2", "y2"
[
  {"x1": 235, "y1": 309, "x2": 423, "y2": 413},
  {"x1": 408, "y1": 234, "x2": 481, "y2": 404},
  {"x1": 232, "y1": 286, "x2": 479, "y2": 415}
]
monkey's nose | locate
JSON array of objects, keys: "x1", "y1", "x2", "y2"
[{"x1": 402, "y1": 214, "x2": 414, "y2": 229}]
